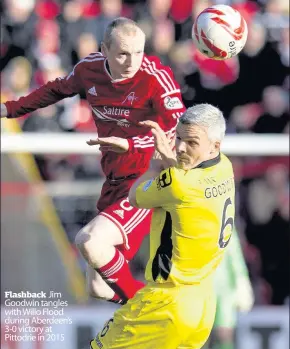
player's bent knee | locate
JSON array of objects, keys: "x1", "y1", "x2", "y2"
[
  {"x1": 75, "y1": 229, "x2": 92, "y2": 256},
  {"x1": 75, "y1": 218, "x2": 103, "y2": 254},
  {"x1": 75, "y1": 232, "x2": 105, "y2": 265},
  {"x1": 75, "y1": 229, "x2": 86, "y2": 248},
  {"x1": 75, "y1": 215, "x2": 123, "y2": 249}
]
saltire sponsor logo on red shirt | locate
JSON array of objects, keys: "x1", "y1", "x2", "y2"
[{"x1": 92, "y1": 107, "x2": 131, "y2": 127}]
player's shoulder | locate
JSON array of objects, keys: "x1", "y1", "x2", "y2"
[
  {"x1": 219, "y1": 153, "x2": 234, "y2": 172},
  {"x1": 139, "y1": 54, "x2": 179, "y2": 94},
  {"x1": 183, "y1": 153, "x2": 233, "y2": 183},
  {"x1": 208, "y1": 153, "x2": 235, "y2": 187},
  {"x1": 196, "y1": 153, "x2": 233, "y2": 177},
  {"x1": 80, "y1": 52, "x2": 105, "y2": 63},
  {"x1": 142, "y1": 54, "x2": 173, "y2": 72},
  {"x1": 140, "y1": 54, "x2": 175, "y2": 79},
  {"x1": 74, "y1": 52, "x2": 105, "y2": 73}
]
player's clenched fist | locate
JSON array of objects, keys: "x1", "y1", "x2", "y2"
[
  {"x1": 1, "y1": 104, "x2": 8, "y2": 118},
  {"x1": 87, "y1": 136, "x2": 129, "y2": 153}
]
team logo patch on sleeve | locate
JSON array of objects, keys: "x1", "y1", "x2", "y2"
[{"x1": 164, "y1": 96, "x2": 183, "y2": 110}]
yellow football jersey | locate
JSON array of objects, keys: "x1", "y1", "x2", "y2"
[{"x1": 135, "y1": 153, "x2": 235, "y2": 286}]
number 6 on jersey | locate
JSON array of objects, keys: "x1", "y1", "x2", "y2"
[{"x1": 219, "y1": 197, "x2": 234, "y2": 248}]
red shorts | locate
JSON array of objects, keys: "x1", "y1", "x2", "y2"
[
  {"x1": 98, "y1": 197, "x2": 152, "y2": 260},
  {"x1": 97, "y1": 177, "x2": 138, "y2": 212}
]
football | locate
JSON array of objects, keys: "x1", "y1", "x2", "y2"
[{"x1": 192, "y1": 5, "x2": 248, "y2": 60}]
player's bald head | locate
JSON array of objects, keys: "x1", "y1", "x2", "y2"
[{"x1": 104, "y1": 17, "x2": 145, "y2": 48}]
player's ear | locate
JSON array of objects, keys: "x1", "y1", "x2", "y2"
[
  {"x1": 215, "y1": 141, "x2": 221, "y2": 152},
  {"x1": 211, "y1": 141, "x2": 220, "y2": 153}
]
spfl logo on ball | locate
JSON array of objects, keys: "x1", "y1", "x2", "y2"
[{"x1": 164, "y1": 96, "x2": 183, "y2": 110}]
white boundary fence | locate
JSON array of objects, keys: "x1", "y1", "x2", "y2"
[{"x1": 1, "y1": 133, "x2": 289, "y2": 156}]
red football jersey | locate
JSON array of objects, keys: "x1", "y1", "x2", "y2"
[{"x1": 5, "y1": 52, "x2": 186, "y2": 178}]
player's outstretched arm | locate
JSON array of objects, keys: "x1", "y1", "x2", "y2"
[
  {"x1": 3, "y1": 66, "x2": 82, "y2": 119},
  {"x1": 86, "y1": 136, "x2": 129, "y2": 153},
  {"x1": 86, "y1": 132, "x2": 174, "y2": 156}
]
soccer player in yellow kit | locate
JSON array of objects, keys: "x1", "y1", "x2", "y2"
[{"x1": 90, "y1": 104, "x2": 235, "y2": 349}]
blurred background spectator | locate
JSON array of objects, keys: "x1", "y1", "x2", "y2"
[{"x1": 1, "y1": 0, "x2": 289, "y2": 307}]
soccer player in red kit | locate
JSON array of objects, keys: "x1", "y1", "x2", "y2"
[{"x1": 0, "y1": 17, "x2": 185, "y2": 304}]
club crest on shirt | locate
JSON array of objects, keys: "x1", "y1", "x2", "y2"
[{"x1": 122, "y1": 92, "x2": 138, "y2": 105}]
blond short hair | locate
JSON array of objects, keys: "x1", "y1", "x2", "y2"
[{"x1": 103, "y1": 17, "x2": 144, "y2": 48}]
